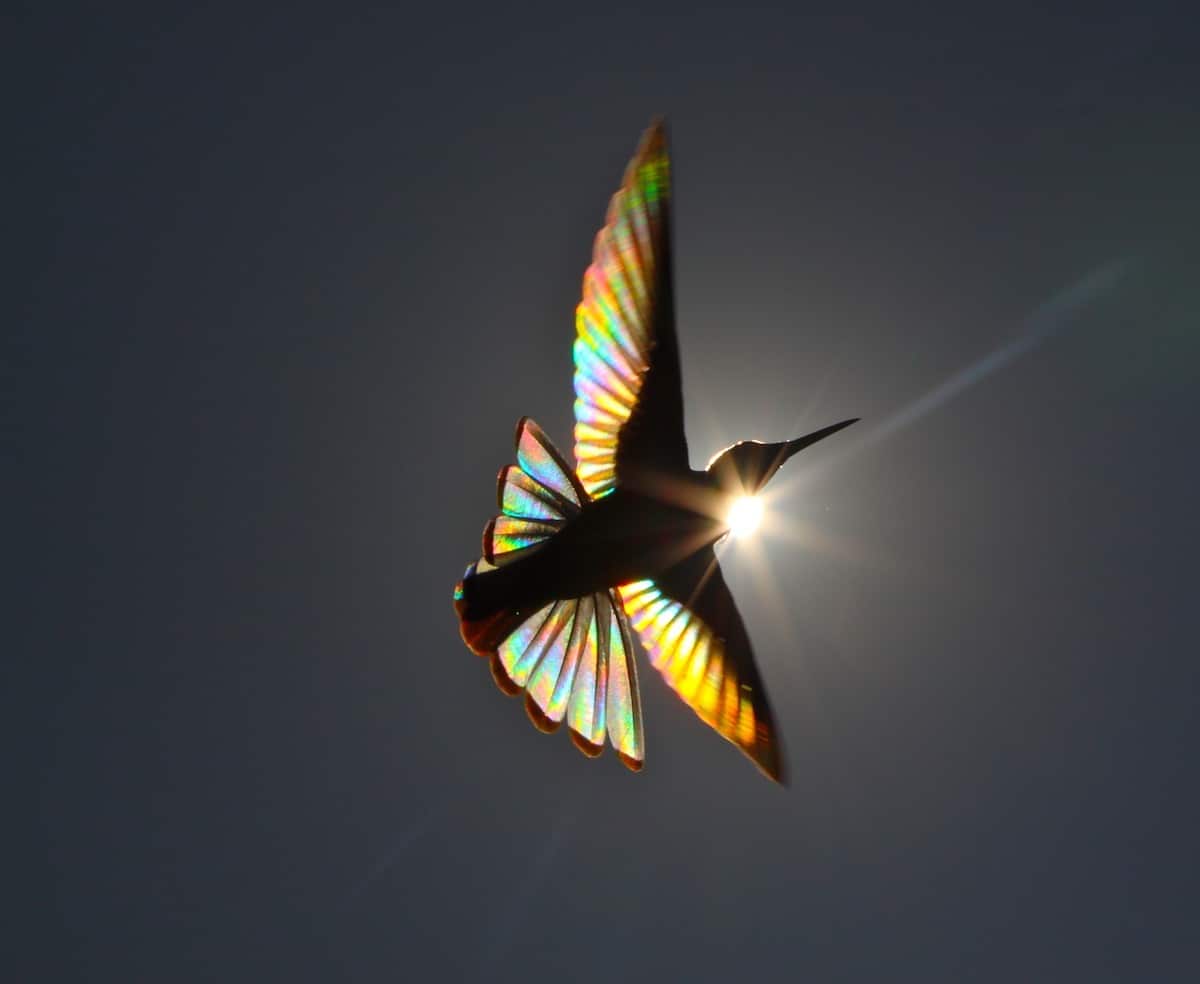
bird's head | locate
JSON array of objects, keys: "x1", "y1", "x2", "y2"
[
  {"x1": 706, "y1": 419, "x2": 860, "y2": 535},
  {"x1": 707, "y1": 440, "x2": 796, "y2": 497}
]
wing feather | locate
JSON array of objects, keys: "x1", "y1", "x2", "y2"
[
  {"x1": 572, "y1": 120, "x2": 688, "y2": 499},
  {"x1": 619, "y1": 550, "x2": 785, "y2": 782}
]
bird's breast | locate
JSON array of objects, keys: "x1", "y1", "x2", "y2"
[{"x1": 528, "y1": 489, "x2": 723, "y2": 599}]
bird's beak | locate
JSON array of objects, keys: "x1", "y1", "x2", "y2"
[
  {"x1": 753, "y1": 418, "x2": 860, "y2": 492},
  {"x1": 782, "y1": 418, "x2": 860, "y2": 458}
]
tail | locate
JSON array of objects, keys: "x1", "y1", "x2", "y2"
[
  {"x1": 454, "y1": 561, "x2": 534, "y2": 657},
  {"x1": 452, "y1": 418, "x2": 646, "y2": 770},
  {"x1": 453, "y1": 416, "x2": 587, "y2": 658}
]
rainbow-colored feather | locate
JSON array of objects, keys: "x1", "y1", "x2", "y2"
[
  {"x1": 467, "y1": 418, "x2": 645, "y2": 769},
  {"x1": 620, "y1": 579, "x2": 767, "y2": 767},
  {"x1": 572, "y1": 124, "x2": 670, "y2": 498}
]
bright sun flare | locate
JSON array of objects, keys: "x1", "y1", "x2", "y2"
[{"x1": 727, "y1": 495, "x2": 764, "y2": 538}]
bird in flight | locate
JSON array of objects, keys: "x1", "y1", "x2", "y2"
[{"x1": 453, "y1": 120, "x2": 857, "y2": 782}]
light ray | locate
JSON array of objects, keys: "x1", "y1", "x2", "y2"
[
  {"x1": 864, "y1": 257, "x2": 1132, "y2": 447},
  {"x1": 774, "y1": 257, "x2": 1135, "y2": 500}
]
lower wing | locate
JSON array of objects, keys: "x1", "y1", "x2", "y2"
[{"x1": 620, "y1": 548, "x2": 784, "y2": 782}]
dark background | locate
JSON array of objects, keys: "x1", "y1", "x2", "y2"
[{"x1": 15, "y1": 3, "x2": 1199, "y2": 981}]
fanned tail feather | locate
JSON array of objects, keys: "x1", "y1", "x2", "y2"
[{"x1": 453, "y1": 418, "x2": 645, "y2": 770}]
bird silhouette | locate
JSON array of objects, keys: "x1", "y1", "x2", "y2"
[{"x1": 453, "y1": 120, "x2": 857, "y2": 782}]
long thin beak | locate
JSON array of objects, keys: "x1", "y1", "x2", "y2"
[
  {"x1": 751, "y1": 418, "x2": 859, "y2": 492},
  {"x1": 782, "y1": 418, "x2": 860, "y2": 459}
]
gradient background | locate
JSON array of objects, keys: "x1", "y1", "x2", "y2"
[{"x1": 16, "y1": 3, "x2": 1199, "y2": 981}]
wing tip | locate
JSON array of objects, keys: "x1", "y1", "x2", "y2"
[
  {"x1": 753, "y1": 746, "x2": 787, "y2": 785},
  {"x1": 489, "y1": 652, "x2": 523, "y2": 696},
  {"x1": 524, "y1": 693, "x2": 562, "y2": 734},
  {"x1": 617, "y1": 751, "x2": 645, "y2": 773},
  {"x1": 569, "y1": 730, "x2": 604, "y2": 758},
  {"x1": 746, "y1": 719, "x2": 787, "y2": 784}
]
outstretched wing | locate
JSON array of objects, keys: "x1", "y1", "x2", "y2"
[
  {"x1": 619, "y1": 549, "x2": 785, "y2": 782},
  {"x1": 572, "y1": 120, "x2": 689, "y2": 499}
]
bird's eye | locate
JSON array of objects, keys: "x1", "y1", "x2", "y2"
[{"x1": 726, "y1": 495, "x2": 763, "y2": 538}]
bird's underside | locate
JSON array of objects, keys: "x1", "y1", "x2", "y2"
[
  {"x1": 460, "y1": 481, "x2": 725, "y2": 622},
  {"x1": 451, "y1": 119, "x2": 856, "y2": 783}
]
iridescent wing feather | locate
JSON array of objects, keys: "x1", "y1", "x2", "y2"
[
  {"x1": 573, "y1": 120, "x2": 689, "y2": 498},
  {"x1": 620, "y1": 549, "x2": 784, "y2": 782}
]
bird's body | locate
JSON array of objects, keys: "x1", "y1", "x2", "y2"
[
  {"x1": 461, "y1": 476, "x2": 724, "y2": 621},
  {"x1": 452, "y1": 120, "x2": 856, "y2": 781}
]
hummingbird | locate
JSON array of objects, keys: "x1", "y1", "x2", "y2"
[{"x1": 453, "y1": 120, "x2": 857, "y2": 782}]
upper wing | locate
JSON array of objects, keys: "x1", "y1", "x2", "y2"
[
  {"x1": 572, "y1": 120, "x2": 689, "y2": 500},
  {"x1": 619, "y1": 549, "x2": 785, "y2": 782}
]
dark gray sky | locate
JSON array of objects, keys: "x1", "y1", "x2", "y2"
[{"x1": 16, "y1": 3, "x2": 1200, "y2": 981}]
